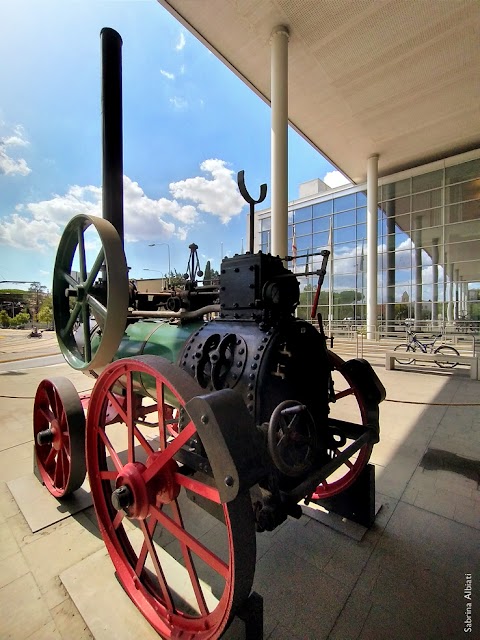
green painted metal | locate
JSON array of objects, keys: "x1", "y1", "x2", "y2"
[{"x1": 113, "y1": 319, "x2": 202, "y2": 400}]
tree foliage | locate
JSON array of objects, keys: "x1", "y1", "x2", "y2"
[{"x1": 37, "y1": 295, "x2": 53, "y2": 326}]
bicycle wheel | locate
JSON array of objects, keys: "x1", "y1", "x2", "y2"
[
  {"x1": 394, "y1": 344, "x2": 415, "y2": 365},
  {"x1": 434, "y1": 345, "x2": 459, "y2": 368}
]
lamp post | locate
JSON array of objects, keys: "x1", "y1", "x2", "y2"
[{"x1": 148, "y1": 243, "x2": 171, "y2": 285}]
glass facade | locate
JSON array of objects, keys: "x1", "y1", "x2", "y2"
[{"x1": 258, "y1": 152, "x2": 480, "y2": 333}]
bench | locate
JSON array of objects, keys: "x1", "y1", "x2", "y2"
[{"x1": 385, "y1": 351, "x2": 479, "y2": 380}]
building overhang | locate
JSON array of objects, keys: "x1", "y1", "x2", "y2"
[{"x1": 158, "y1": 0, "x2": 480, "y2": 184}]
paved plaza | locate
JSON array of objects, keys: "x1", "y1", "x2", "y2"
[{"x1": 0, "y1": 328, "x2": 479, "y2": 639}]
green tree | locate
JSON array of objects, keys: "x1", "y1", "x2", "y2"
[
  {"x1": 37, "y1": 295, "x2": 53, "y2": 326},
  {"x1": 27, "y1": 282, "x2": 48, "y2": 322},
  {"x1": 204, "y1": 260, "x2": 212, "y2": 284},
  {"x1": 0, "y1": 310, "x2": 10, "y2": 328},
  {"x1": 10, "y1": 312, "x2": 31, "y2": 328}
]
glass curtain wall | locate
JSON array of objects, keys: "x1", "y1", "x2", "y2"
[
  {"x1": 378, "y1": 158, "x2": 480, "y2": 332},
  {"x1": 258, "y1": 156, "x2": 480, "y2": 332}
]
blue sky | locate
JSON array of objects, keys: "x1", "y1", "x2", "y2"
[{"x1": 0, "y1": 0, "x2": 346, "y2": 291}]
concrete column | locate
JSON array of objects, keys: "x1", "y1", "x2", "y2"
[
  {"x1": 385, "y1": 201, "x2": 396, "y2": 333},
  {"x1": 270, "y1": 26, "x2": 289, "y2": 260},
  {"x1": 366, "y1": 154, "x2": 379, "y2": 340},
  {"x1": 464, "y1": 281, "x2": 469, "y2": 317},
  {"x1": 455, "y1": 268, "x2": 460, "y2": 320},
  {"x1": 431, "y1": 238, "x2": 439, "y2": 322},
  {"x1": 447, "y1": 262, "x2": 454, "y2": 322},
  {"x1": 414, "y1": 215, "x2": 423, "y2": 329}
]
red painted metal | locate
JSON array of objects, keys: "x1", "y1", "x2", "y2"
[
  {"x1": 311, "y1": 352, "x2": 373, "y2": 499},
  {"x1": 33, "y1": 378, "x2": 86, "y2": 498},
  {"x1": 86, "y1": 355, "x2": 255, "y2": 639}
]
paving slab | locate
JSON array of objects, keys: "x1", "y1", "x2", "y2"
[{"x1": 8, "y1": 473, "x2": 92, "y2": 533}]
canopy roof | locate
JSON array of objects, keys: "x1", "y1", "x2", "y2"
[{"x1": 158, "y1": 0, "x2": 480, "y2": 184}]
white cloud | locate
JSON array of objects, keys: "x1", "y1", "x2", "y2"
[
  {"x1": 169, "y1": 96, "x2": 188, "y2": 110},
  {"x1": 0, "y1": 124, "x2": 31, "y2": 176},
  {"x1": 322, "y1": 170, "x2": 351, "y2": 188},
  {"x1": 0, "y1": 159, "x2": 246, "y2": 250},
  {"x1": 160, "y1": 69, "x2": 175, "y2": 80},
  {"x1": 176, "y1": 32, "x2": 186, "y2": 51},
  {"x1": 169, "y1": 159, "x2": 245, "y2": 224}
]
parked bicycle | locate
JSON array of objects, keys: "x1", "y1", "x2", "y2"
[{"x1": 394, "y1": 326, "x2": 460, "y2": 368}]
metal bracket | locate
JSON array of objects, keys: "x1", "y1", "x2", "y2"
[{"x1": 186, "y1": 389, "x2": 266, "y2": 503}]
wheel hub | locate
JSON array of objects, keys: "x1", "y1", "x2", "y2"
[
  {"x1": 114, "y1": 462, "x2": 150, "y2": 519},
  {"x1": 112, "y1": 457, "x2": 180, "y2": 519},
  {"x1": 37, "y1": 419, "x2": 63, "y2": 451}
]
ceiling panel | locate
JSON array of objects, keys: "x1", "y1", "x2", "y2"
[{"x1": 158, "y1": 0, "x2": 480, "y2": 183}]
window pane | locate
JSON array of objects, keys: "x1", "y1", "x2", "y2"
[
  {"x1": 293, "y1": 220, "x2": 312, "y2": 236},
  {"x1": 445, "y1": 200, "x2": 480, "y2": 223},
  {"x1": 313, "y1": 216, "x2": 330, "y2": 232},
  {"x1": 335, "y1": 226, "x2": 356, "y2": 243},
  {"x1": 334, "y1": 210, "x2": 355, "y2": 227},
  {"x1": 313, "y1": 200, "x2": 332, "y2": 217},
  {"x1": 357, "y1": 207, "x2": 367, "y2": 224},
  {"x1": 383, "y1": 178, "x2": 411, "y2": 200},
  {"x1": 412, "y1": 189, "x2": 442, "y2": 211},
  {"x1": 357, "y1": 191, "x2": 367, "y2": 206},
  {"x1": 445, "y1": 159, "x2": 480, "y2": 185},
  {"x1": 333, "y1": 194, "x2": 356, "y2": 211},
  {"x1": 294, "y1": 206, "x2": 312, "y2": 222},
  {"x1": 313, "y1": 231, "x2": 329, "y2": 249},
  {"x1": 260, "y1": 218, "x2": 271, "y2": 231},
  {"x1": 445, "y1": 179, "x2": 480, "y2": 204},
  {"x1": 412, "y1": 170, "x2": 443, "y2": 193}
]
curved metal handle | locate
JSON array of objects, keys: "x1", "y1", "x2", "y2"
[
  {"x1": 237, "y1": 170, "x2": 267, "y2": 254},
  {"x1": 237, "y1": 170, "x2": 267, "y2": 206}
]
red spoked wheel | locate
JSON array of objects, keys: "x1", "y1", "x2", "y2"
[
  {"x1": 311, "y1": 351, "x2": 373, "y2": 500},
  {"x1": 86, "y1": 355, "x2": 256, "y2": 639},
  {"x1": 33, "y1": 377, "x2": 86, "y2": 498}
]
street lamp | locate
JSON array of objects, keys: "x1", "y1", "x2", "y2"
[{"x1": 148, "y1": 243, "x2": 171, "y2": 283}]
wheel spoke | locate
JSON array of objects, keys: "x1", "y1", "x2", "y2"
[
  {"x1": 142, "y1": 420, "x2": 196, "y2": 485},
  {"x1": 64, "y1": 271, "x2": 79, "y2": 288},
  {"x1": 63, "y1": 302, "x2": 82, "y2": 336},
  {"x1": 174, "y1": 473, "x2": 221, "y2": 504},
  {"x1": 126, "y1": 372, "x2": 135, "y2": 463},
  {"x1": 113, "y1": 510, "x2": 124, "y2": 530},
  {"x1": 100, "y1": 470, "x2": 118, "y2": 480},
  {"x1": 84, "y1": 248, "x2": 105, "y2": 290},
  {"x1": 78, "y1": 228, "x2": 88, "y2": 281},
  {"x1": 86, "y1": 294, "x2": 107, "y2": 321},
  {"x1": 335, "y1": 387, "x2": 354, "y2": 400},
  {"x1": 156, "y1": 379, "x2": 167, "y2": 450},
  {"x1": 54, "y1": 449, "x2": 64, "y2": 487},
  {"x1": 39, "y1": 406, "x2": 55, "y2": 424},
  {"x1": 139, "y1": 520, "x2": 176, "y2": 613},
  {"x1": 82, "y1": 305, "x2": 91, "y2": 362},
  {"x1": 170, "y1": 500, "x2": 209, "y2": 616},
  {"x1": 106, "y1": 390, "x2": 128, "y2": 424},
  {"x1": 45, "y1": 447, "x2": 57, "y2": 467},
  {"x1": 98, "y1": 429, "x2": 123, "y2": 473},
  {"x1": 151, "y1": 503, "x2": 229, "y2": 579}
]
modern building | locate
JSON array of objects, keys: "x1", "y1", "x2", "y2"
[{"x1": 256, "y1": 149, "x2": 480, "y2": 334}]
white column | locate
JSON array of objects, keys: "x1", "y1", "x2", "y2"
[
  {"x1": 366, "y1": 154, "x2": 379, "y2": 340},
  {"x1": 431, "y1": 238, "x2": 439, "y2": 323},
  {"x1": 270, "y1": 26, "x2": 289, "y2": 260},
  {"x1": 447, "y1": 263, "x2": 454, "y2": 322},
  {"x1": 455, "y1": 268, "x2": 460, "y2": 320}
]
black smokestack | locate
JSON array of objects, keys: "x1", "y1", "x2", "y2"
[{"x1": 100, "y1": 27, "x2": 124, "y2": 245}]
